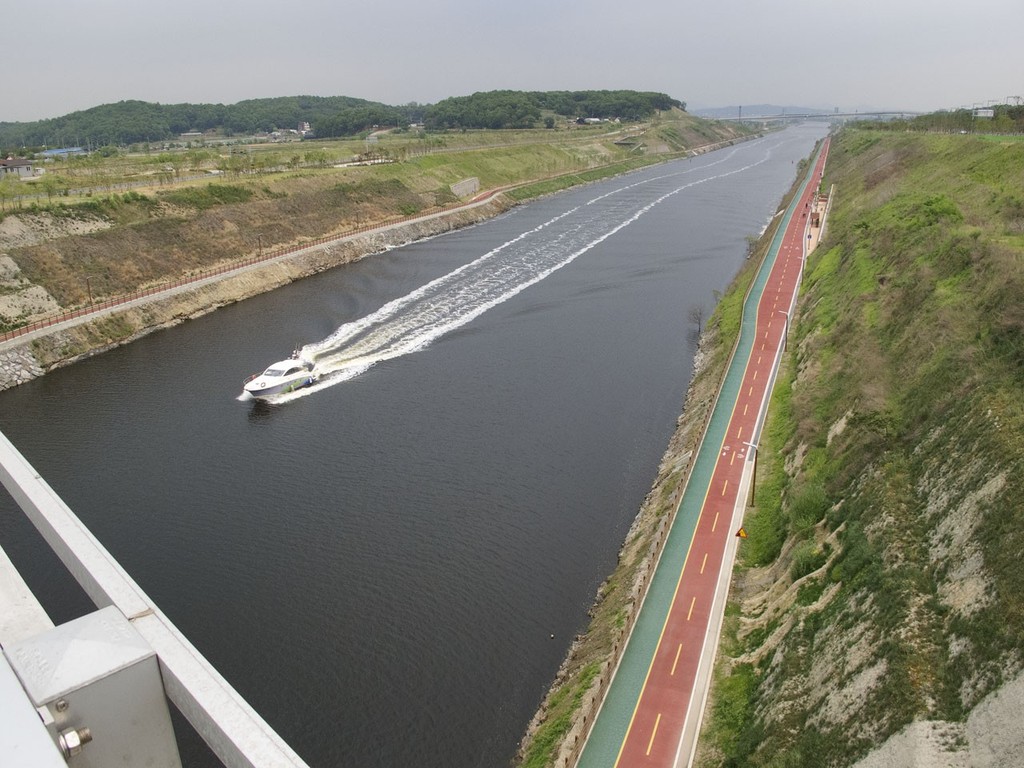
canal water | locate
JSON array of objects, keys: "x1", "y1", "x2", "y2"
[{"x1": 0, "y1": 123, "x2": 826, "y2": 767}]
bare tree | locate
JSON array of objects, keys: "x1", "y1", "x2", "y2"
[
  {"x1": 0, "y1": 174, "x2": 20, "y2": 212},
  {"x1": 688, "y1": 303, "x2": 705, "y2": 336},
  {"x1": 745, "y1": 234, "x2": 759, "y2": 259},
  {"x1": 39, "y1": 173, "x2": 65, "y2": 204}
]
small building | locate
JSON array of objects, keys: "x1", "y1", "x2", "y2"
[
  {"x1": 0, "y1": 157, "x2": 34, "y2": 178},
  {"x1": 39, "y1": 147, "x2": 86, "y2": 159}
]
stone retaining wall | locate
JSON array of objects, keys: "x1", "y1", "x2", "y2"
[{"x1": 0, "y1": 346, "x2": 45, "y2": 388}]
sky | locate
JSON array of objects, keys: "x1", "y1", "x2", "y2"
[{"x1": 4, "y1": 0, "x2": 1023, "y2": 123}]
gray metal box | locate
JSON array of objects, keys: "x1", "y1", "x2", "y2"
[{"x1": 4, "y1": 605, "x2": 182, "y2": 768}]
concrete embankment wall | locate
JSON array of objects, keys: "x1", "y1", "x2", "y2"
[{"x1": 0, "y1": 197, "x2": 511, "y2": 391}]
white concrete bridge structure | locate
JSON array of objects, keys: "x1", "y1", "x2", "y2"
[{"x1": 0, "y1": 428, "x2": 312, "y2": 768}]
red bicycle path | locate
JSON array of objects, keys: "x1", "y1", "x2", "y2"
[{"x1": 577, "y1": 138, "x2": 830, "y2": 768}]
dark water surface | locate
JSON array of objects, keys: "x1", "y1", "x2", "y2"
[{"x1": 0, "y1": 124, "x2": 826, "y2": 767}]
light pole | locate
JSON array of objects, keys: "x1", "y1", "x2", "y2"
[
  {"x1": 744, "y1": 441, "x2": 759, "y2": 506},
  {"x1": 777, "y1": 309, "x2": 790, "y2": 347}
]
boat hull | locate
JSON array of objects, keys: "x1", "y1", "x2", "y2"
[{"x1": 243, "y1": 374, "x2": 316, "y2": 399}]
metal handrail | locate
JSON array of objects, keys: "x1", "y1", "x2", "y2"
[{"x1": 0, "y1": 429, "x2": 310, "y2": 768}]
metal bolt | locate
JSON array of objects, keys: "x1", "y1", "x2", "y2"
[
  {"x1": 58, "y1": 726, "x2": 92, "y2": 758},
  {"x1": 54, "y1": 698, "x2": 69, "y2": 713}
]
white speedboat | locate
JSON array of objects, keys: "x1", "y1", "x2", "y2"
[{"x1": 243, "y1": 355, "x2": 317, "y2": 399}]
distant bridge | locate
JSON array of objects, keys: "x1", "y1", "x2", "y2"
[{"x1": 711, "y1": 110, "x2": 921, "y2": 122}]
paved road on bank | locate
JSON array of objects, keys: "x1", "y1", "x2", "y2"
[{"x1": 577, "y1": 138, "x2": 830, "y2": 768}]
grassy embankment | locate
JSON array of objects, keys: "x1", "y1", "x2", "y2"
[
  {"x1": 697, "y1": 129, "x2": 1024, "y2": 766},
  {"x1": 1, "y1": 111, "x2": 747, "y2": 322}
]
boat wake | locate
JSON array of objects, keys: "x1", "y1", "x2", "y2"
[{"x1": 257, "y1": 139, "x2": 781, "y2": 403}]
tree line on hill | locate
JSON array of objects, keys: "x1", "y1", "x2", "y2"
[
  {"x1": 858, "y1": 103, "x2": 1024, "y2": 134},
  {"x1": 0, "y1": 95, "x2": 411, "y2": 152},
  {"x1": 0, "y1": 90, "x2": 684, "y2": 153},
  {"x1": 423, "y1": 90, "x2": 683, "y2": 131}
]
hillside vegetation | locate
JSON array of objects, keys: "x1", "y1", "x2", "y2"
[
  {"x1": 0, "y1": 110, "x2": 748, "y2": 332},
  {"x1": 696, "y1": 128, "x2": 1024, "y2": 765},
  {"x1": 0, "y1": 90, "x2": 685, "y2": 149},
  {"x1": 0, "y1": 96, "x2": 406, "y2": 149}
]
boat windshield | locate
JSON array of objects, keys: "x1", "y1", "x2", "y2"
[{"x1": 264, "y1": 367, "x2": 287, "y2": 376}]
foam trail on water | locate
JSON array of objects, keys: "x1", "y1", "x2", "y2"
[{"x1": 263, "y1": 141, "x2": 776, "y2": 403}]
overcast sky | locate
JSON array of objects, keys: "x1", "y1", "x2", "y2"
[{"x1": 5, "y1": 0, "x2": 1022, "y2": 122}]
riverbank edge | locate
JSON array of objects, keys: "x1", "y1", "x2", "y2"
[
  {"x1": 0, "y1": 196, "x2": 515, "y2": 390},
  {"x1": 513, "y1": 158, "x2": 810, "y2": 767},
  {"x1": 0, "y1": 132, "x2": 760, "y2": 391}
]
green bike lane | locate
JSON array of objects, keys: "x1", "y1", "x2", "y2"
[{"x1": 577, "y1": 139, "x2": 829, "y2": 768}]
